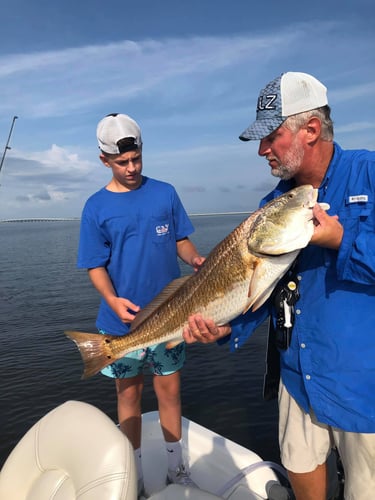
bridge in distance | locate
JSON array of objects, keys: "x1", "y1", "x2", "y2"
[
  {"x1": 1, "y1": 213, "x2": 251, "y2": 223},
  {"x1": 0, "y1": 217, "x2": 80, "y2": 223}
]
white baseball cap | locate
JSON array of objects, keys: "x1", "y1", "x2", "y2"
[
  {"x1": 239, "y1": 72, "x2": 328, "y2": 141},
  {"x1": 96, "y1": 113, "x2": 142, "y2": 154}
]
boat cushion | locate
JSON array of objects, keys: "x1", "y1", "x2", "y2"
[{"x1": 0, "y1": 400, "x2": 137, "y2": 500}]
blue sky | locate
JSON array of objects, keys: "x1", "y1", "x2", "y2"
[{"x1": 0, "y1": 0, "x2": 374, "y2": 219}]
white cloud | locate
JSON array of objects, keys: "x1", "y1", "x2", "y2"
[
  {"x1": 0, "y1": 145, "x2": 106, "y2": 218},
  {"x1": 335, "y1": 121, "x2": 375, "y2": 134},
  {"x1": 0, "y1": 19, "x2": 374, "y2": 219},
  {"x1": 0, "y1": 22, "x2": 351, "y2": 119}
]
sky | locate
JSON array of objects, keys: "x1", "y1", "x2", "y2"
[{"x1": 0, "y1": 0, "x2": 374, "y2": 219}]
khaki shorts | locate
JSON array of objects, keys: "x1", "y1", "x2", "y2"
[{"x1": 278, "y1": 380, "x2": 375, "y2": 500}]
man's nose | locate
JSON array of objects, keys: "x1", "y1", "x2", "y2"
[{"x1": 258, "y1": 138, "x2": 270, "y2": 157}]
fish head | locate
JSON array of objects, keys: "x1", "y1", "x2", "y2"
[{"x1": 247, "y1": 184, "x2": 317, "y2": 255}]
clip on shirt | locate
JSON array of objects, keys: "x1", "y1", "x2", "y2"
[{"x1": 273, "y1": 277, "x2": 300, "y2": 350}]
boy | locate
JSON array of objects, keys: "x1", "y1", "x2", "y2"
[{"x1": 78, "y1": 113, "x2": 204, "y2": 496}]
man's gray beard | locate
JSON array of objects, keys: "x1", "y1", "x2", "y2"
[
  {"x1": 271, "y1": 165, "x2": 295, "y2": 180},
  {"x1": 270, "y1": 137, "x2": 304, "y2": 180}
]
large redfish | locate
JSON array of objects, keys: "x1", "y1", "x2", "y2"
[{"x1": 66, "y1": 185, "x2": 318, "y2": 379}]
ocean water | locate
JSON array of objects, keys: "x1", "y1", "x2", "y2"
[{"x1": 0, "y1": 216, "x2": 279, "y2": 469}]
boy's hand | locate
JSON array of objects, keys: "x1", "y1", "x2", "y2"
[
  {"x1": 108, "y1": 297, "x2": 140, "y2": 323},
  {"x1": 192, "y1": 255, "x2": 205, "y2": 272}
]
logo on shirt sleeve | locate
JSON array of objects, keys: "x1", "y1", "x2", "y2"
[{"x1": 348, "y1": 195, "x2": 368, "y2": 203}]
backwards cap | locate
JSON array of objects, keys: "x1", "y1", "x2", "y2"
[
  {"x1": 97, "y1": 113, "x2": 142, "y2": 154},
  {"x1": 239, "y1": 72, "x2": 328, "y2": 141}
]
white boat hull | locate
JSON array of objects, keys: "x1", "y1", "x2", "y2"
[
  {"x1": 0, "y1": 402, "x2": 288, "y2": 500},
  {"x1": 141, "y1": 411, "x2": 282, "y2": 499}
]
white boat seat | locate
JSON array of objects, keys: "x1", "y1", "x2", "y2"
[
  {"x1": 0, "y1": 400, "x2": 137, "y2": 500},
  {"x1": 147, "y1": 484, "x2": 224, "y2": 499}
]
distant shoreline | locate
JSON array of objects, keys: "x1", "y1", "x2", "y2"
[
  {"x1": 191, "y1": 211, "x2": 251, "y2": 216},
  {"x1": 0, "y1": 217, "x2": 81, "y2": 223},
  {"x1": 0, "y1": 212, "x2": 252, "y2": 223}
]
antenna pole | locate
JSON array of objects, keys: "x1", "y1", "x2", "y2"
[{"x1": 0, "y1": 115, "x2": 18, "y2": 174}]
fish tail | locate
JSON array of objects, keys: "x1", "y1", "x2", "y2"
[{"x1": 65, "y1": 330, "x2": 117, "y2": 379}]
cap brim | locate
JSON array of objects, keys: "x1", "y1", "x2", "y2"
[{"x1": 239, "y1": 117, "x2": 285, "y2": 141}]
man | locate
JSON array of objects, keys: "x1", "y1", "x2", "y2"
[
  {"x1": 183, "y1": 72, "x2": 375, "y2": 500},
  {"x1": 77, "y1": 113, "x2": 204, "y2": 496}
]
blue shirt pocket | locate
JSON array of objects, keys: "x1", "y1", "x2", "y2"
[
  {"x1": 151, "y1": 215, "x2": 174, "y2": 244},
  {"x1": 339, "y1": 194, "x2": 373, "y2": 231}
]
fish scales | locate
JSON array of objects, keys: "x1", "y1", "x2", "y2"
[
  {"x1": 66, "y1": 185, "x2": 318, "y2": 378},
  {"x1": 119, "y1": 221, "x2": 253, "y2": 344}
]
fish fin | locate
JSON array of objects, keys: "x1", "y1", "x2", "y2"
[
  {"x1": 246, "y1": 255, "x2": 297, "y2": 312},
  {"x1": 165, "y1": 338, "x2": 184, "y2": 349},
  {"x1": 244, "y1": 261, "x2": 281, "y2": 313},
  {"x1": 65, "y1": 330, "x2": 118, "y2": 380},
  {"x1": 130, "y1": 276, "x2": 191, "y2": 331},
  {"x1": 248, "y1": 288, "x2": 274, "y2": 312},
  {"x1": 242, "y1": 301, "x2": 253, "y2": 315},
  {"x1": 242, "y1": 286, "x2": 272, "y2": 314}
]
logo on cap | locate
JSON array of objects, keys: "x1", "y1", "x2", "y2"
[{"x1": 257, "y1": 93, "x2": 277, "y2": 111}]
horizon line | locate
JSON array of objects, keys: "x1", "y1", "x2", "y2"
[{"x1": 0, "y1": 212, "x2": 252, "y2": 223}]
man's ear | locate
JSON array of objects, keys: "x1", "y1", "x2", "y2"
[{"x1": 305, "y1": 117, "x2": 322, "y2": 145}]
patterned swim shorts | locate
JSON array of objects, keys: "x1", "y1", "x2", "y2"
[{"x1": 98, "y1": 330, "x2": 186, "y2": 378}]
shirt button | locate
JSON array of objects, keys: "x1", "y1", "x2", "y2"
[
  {"x1": 296, "y1": 309, "x2": 301, "y2": 315},
  {"x1": 306, "y1": 374, "x2": 311, "y2": 380},
  {"x1": 234, "y1": 343, "x2": 238, "y2": 349},
  {"x1": 301, "y1": 343, "x2": 306, "y2": 349},
  {"x1": 234, "y1": 337, "x2": 239, "y2": 342}
]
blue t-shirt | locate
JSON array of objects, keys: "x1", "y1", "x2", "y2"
[
  {"x1": 229, "y1": 143, "x2": 375, "y2": 432},
  {"x1": 77, "y1": 176, "x2": 194, "y2": 335}
]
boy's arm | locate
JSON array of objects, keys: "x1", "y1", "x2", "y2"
[
  {"x1": 88, "y1": 267, "x2": 140, "y2": 323},
  {"x1": 176, "y1": 237, "x2": 205, "y2": 271}
]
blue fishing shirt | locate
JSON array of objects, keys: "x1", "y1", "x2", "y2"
[
  {"x1": 229, "y1": 143, "x2": 375, "y2": 432},
  {"x1": 77, "y1": 176, "x2": 194, "y2": 335}
]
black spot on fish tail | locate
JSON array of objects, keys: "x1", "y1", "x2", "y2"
[{"x1": 65, "y1": 330, "x2": 116, "y2": 379}]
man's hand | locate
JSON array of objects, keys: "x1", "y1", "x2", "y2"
[
  {"x1": 310, "y1": 203, "x2": 343, "y2": 250},
  {"x1": 182, "y1": 314, "x2": 231, "y2": 344}
]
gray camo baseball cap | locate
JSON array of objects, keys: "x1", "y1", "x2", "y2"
[{"x1": 239, "y1": 72, "x2": 328, "y2": 141}]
